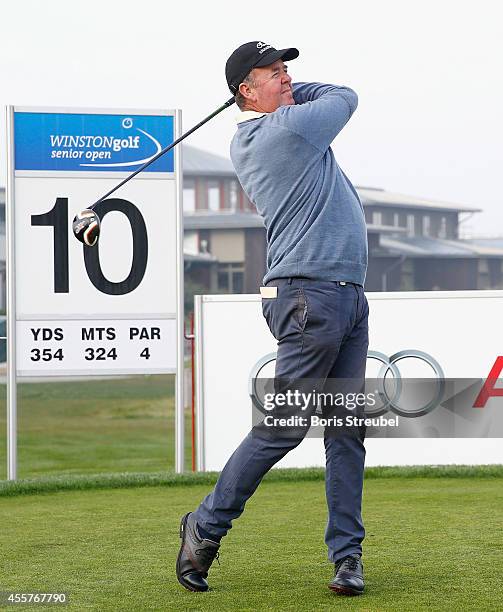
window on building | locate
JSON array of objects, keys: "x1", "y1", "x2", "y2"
[
  {"x1": 183, "y1": 184, "x2": 195, "y2": 213},
  {"x1": 229, "y1": 181, "x2": 239, "y2": 211},
  {"x1": 184, "y1": 231, "x2": 198, "y2": 254},
  {"x1": 217, "y1": 263, "x2": 244, "y2": 293},
  {"x1": 406, "y1": 214, "x2": 415, "y2": 237},
  {"x1": 400, "y1": 259, "x2": 414, "y2": 290},
  {"x1": 478, "y1": 258, "x2": 490, "y2": 289},
  {"x1": 439, "y1": 216, "x2": 447, "y2": 239},
  {"x1": 373, "y1": 211, "x2": 382, "y2": 226},
  {"x1": 422, "y1": 216, "x2": 431, "y2": 236},
  {"x1": 208, "y1": 181, "x2": 220, "y2": 212},
  {"x1": 393, "y1": 213, "x2": 399, "y2": 227}
]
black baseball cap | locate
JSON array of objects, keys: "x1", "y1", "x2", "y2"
[{"x1": 225, "y1": 41, "x2": 299, "y2": 94}]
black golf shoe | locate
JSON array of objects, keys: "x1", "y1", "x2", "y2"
[
  {"x1": 176, "y1": 513, "x2": 220, "y2": 592},
  {"x1": 329, "y1": 554, "x2": 364, "y2": 596}
]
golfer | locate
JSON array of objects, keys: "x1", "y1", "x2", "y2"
[{"x1": 177, "y1": 41, "x2": 369, "y2": 596}]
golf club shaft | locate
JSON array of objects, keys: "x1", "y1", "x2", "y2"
[{"x1": 89, "y1": 97, "x2": 235, "y2": 210}]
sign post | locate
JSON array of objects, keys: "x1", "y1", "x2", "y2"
[{"x1": 6, "y1": 106, "x2": 185, "y2": 478}]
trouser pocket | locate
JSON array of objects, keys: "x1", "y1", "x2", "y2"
[
  {"x1": 296, "y1": 289, "x2": 308, "y2": 331},
  {"x1": 261, "y1": 285, "x2": 307, "y2": 340}
]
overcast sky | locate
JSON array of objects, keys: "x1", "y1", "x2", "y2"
[{"x1": 1, "y1": 0, "x2": 501, "y2": 235}]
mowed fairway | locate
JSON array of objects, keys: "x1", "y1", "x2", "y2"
[
  {"x1": 0, "y1": 375, "x2": 192, "y2": 480},
  {"x1": 1, "y1": 472, "x2": 502, "y2": 611}
]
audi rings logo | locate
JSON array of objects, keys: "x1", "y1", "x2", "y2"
[
  {"x1": 366, "y1": 350, "x2": 445, "y2": 417},
  {"x1": 248, "y1": 350, "x2": 446, "y2": 419}
]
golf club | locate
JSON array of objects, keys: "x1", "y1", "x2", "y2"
[{"x1": 72, "y1": 96, "x2": 236, "y2": 246}]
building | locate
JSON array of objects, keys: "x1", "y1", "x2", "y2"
[
  {"x1": 1, "y1": 144, "x2": 503, "y2": 313},
  {"x1": 182, "y1": 145, "x2": 503, "y2": 294}
]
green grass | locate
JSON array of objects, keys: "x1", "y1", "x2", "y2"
[
  {"x1": 0, "y1": 464, "x2": 502, "y2": 497},
  {"x1": 0, "y1": 475, "x2": 502, "y2": 610},
  {"x1": 1, "y1": 378, "x2": 502, "y2": 609},
  {"x1": 0, "y1": 375, "x2": 193, "y2": 480}
]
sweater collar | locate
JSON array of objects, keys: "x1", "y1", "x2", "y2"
[{"x1": 235, "y1": 110, "x2": 268, "y2": 124}]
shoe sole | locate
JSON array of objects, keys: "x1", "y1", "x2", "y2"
[
  {"x1": 176, "y1": 513, "x2": 208, "y2": 593},
  {"x1": 329, "y1": 583, "x2": 363, "y2": 596}
]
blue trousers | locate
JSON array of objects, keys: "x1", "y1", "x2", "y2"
[{"x1": 194, "y1": 278, "x2": 369, "y2": 563}]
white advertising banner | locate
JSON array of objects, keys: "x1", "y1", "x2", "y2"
[
  {"x1": 8, "y1": 107, "x2": 182, "y2": 376},
  {"x1": 195, "y1": 291, "x2": 503, "y2": 471}
]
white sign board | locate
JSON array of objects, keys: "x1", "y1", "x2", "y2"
[
  {"x1": 8, "y1": 107, "x2": 182, "y2": 376},
  {"x1": 195, "y1": 291, "x2": 503, "y2": 471}
]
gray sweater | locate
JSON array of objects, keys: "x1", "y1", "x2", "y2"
[{"x1": 230, "y1": 82, "x2": 368, "y2": 285}]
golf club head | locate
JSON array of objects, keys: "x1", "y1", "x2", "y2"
[{"x1": 72, "y1": 209, "x2": 101, "y2": 246}]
